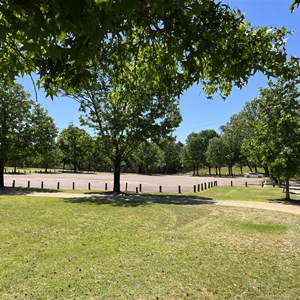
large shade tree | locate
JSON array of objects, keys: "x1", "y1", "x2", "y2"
[
  {"x1": 0, "y1": 0, "x2": 290, "y2": 99},
  {"x1": 244, "y1": 79, "x2": 300, "y2": 200},
  {"x1": 66, "y1": 57, "x2": 182, "y2": 192}
]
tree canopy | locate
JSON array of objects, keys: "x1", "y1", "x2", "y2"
[
  {"x1": 0, "y1": 0, "x2": 290, "y2": 98},
  {"x1": 65, "y1": 57, "x2": 181, "y2": 192},
  {"x1": 243, "y1": 79, "x2": 300, "y2": 200},
  {"x1": 57, "y1": 124, "x2": 93, "y2": 173},
  {"x1": 0, "y1": 82, "x2": 57, "y2": 187}
]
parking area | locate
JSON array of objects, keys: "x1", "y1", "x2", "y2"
[{"x1": 4, "y1": 172, "x2": 265, "y2": 193}]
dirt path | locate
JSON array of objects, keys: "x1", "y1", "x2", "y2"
[{"x1": 28, "y1": 192, "x2": 300, "y2": 216}]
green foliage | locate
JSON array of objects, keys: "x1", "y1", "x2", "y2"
[
  {"x1": 29, "y1": 105, "x2": 58, "y2": 171},
  {"x1": 66, "y1": 54, "x2": 182, "y2": 191},
  {"x1": 290, "y1": 0, "x2": 300, "y2": 11},
  {"x1": 158, "y1": 137, "x2": 183, "y2": 174},
  {"x1": 182, "y1": 130, "x2": 219, "y2": 175},
  {"x1": 0, "y1": 0, "x2": 290, "y2": 98},
  {"x1": 131, "y1": 142, "x2": 163, "y2": 174},
  {"x1": 57, "y1": 124, "x2": 93, "y2": 172},
  {"x1": 0, "y1": 82, "x2": 56, "y2": 186},
  {"x1": 243, "y1": 78, "x2": 300, "y2": 198},
  {"x1": 206, "y1": 137, "x2": 228, "y2": 175}
]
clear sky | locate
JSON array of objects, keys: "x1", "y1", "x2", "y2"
[{"x1": 17, "y1": 0, "x2": 300, "y2": 143}]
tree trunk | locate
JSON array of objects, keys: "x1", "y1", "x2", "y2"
[
  {"x1": 285, "y1": 173, "x2": 290, "y2": 201},
  {"x1": 113, "y1": 157, "x2": 121, "y2": 193},
  {"x1": 219, "y1": 167, "x2": 221, "y2": 176},
  {"x1": 254, "y1": 165, "x2": 258, "y2": 173},
  {"x1": 215, "y1": 167, "x2": 218, "y2": 176},
  {"x1": 263, "y1": 166, "x2": 269, "y2": 177},
  {"x1": 208, "y1": 166, "x2": 211, "y2": 176},
  {"x1": 0, "y1": 163, "x2": 5, "y2": 188},
  {"x1": 246, "y1": 162, "x2": 253, "y2": 172}
]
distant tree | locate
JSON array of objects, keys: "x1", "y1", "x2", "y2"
[
  {"x1": 0, "y1": 82, "x2": 51, "y2": 187},
  {"x1": 238, "y1": 99, "x2": 262, "y2": 173},
  {"x1": 206, "y1": 137, "x2": 229, "y2": 176},
  {"x1": 183, "y1": 133, "x2": 203, "y2": 176},
  {"x1": 91, "y1": 137, "x2": 112, "y2": 172},
  {"x1": 132, "y1": 142, "x2": 163, "y2": 174},
  {"x1": 57, "y1": 125, "x2": 92, "y2": 172},
  {"x1": 158, "y1": 137, "x2": 183, "y2": 174},
  {"x1": 244, "y1": 79, "x2": 300, "y2": 200},
  {"x1": 220, "y1": 115, "x2": 246, "y2": 175},
  {"x1": 30, "y1": 105, "x2": 58, "y2": 172},
  {"x1": 183, "y1": 130, "x2": 219, "y2": 175},
  {"x1": 198, "y1": 130, "x2": 219, "y2": 174}
]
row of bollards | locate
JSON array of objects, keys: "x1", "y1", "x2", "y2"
[
  {"x1": 134, "y1": 181, "x2": 218, "y2": 194},
  {"x1": 12, "y1": 180, "x2": 218, "y2": 193},
  {"x1": 10, "y1": 179, "x2": 263, "y2": 192},
  {"x1": 12, "y1": 180, "x2": 110, "y2": 191}
]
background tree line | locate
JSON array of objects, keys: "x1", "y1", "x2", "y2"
[{"x1": 2, "y1": 77, "x2": 300, "y2": 198}]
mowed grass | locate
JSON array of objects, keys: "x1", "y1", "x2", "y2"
[
  {"x1": 138, "y1": 185, "x2": 297, "y2": 202},
  {"x1": 198, "y1": 185, "x2": 295, "y2": 202},
  {"x1": 1, "y1": 194, "x2": 300, "y2": 299}
]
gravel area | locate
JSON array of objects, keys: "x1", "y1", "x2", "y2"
[{"x1": 4, "y1": 172, "x2": 264, "y2": 193}]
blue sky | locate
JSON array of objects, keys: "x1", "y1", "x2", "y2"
[{"x1": 17, "y1": 0, "x2": 300, "y2": 143}]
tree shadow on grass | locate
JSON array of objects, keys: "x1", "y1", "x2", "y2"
[
  {"x1": 268, "y1": 196, "x2": 300, "y2": 207},
  {"x1": 64, "y1": 193, "x2": 215, "y2": 207},
  {"x1": 0, "y1": 187, "x2": 62, "y2": 196}
]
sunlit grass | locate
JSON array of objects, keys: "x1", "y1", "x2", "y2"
[
  {"x1": 0, "y1": 194, "x2": 300, "y2": 299},
  {"x1": 2, "y1": 185, "x2": 296, "y2": 203}
]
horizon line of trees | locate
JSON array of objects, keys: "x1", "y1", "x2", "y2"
[{"x1": 1, "y1": 78, "x2": 300, "y2": 199}]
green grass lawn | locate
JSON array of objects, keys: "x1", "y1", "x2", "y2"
[
  {"x1": 1, "y1": 192, "x2": 300, "y2": 299},
  {"x1": 137, "y1": 185, "x2": 299, "y2": 202},
  {"x1": 197, "y1": 185, "x2": 298, "y2": 202}
]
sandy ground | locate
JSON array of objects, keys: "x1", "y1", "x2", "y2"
[
  {"x1": 5, "y1": 173, "x2": 300, "y2": 215},
  {"x1": 27, "y1": 191, "x2": 300, "y2": 216},
  {"x1": 4, "y1": 172, "x2": 264, "y2": 192}
]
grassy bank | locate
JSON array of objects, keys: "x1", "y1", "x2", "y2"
[{"x1": 0, "y1": 193, "x2": 300, "y2": 299}]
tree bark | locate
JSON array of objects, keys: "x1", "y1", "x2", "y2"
[
  {"x1": 285, "y1": 173, "x2": 290, "y2": 201},
  {"x1": 246, "y1": 162, "x2": 253, "y2": 172},
  {"x1": 113, "y1": 157, "x2": 121, "y2": 193},
  {"x1": 263, "y1": 166, "x2": 269, "y2": 177},
  {"x1": 0, "y1": 163, "x2": 5, "y2": 188}
]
